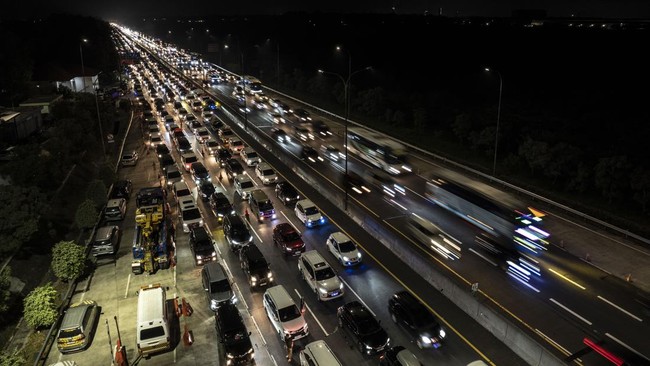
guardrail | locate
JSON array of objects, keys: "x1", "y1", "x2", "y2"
[{"x1": 262, "y1": 85, "x2": 650, "y2": 247}]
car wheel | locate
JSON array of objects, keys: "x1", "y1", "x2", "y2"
[
  {"x1": 391, "y1": 312, "x2": 397, "y2": 323},
  {"x1": 358, "y1": 341, "x2": 365, "y2": 354}
]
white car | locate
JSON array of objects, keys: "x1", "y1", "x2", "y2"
[
  {"x1": 234, "y1": 175, "x2": 256, "y2": 199},
  {"x1": 240, "y1": 147, "x2": 260, "y2": 167},
  {"x1": 263, "y1": 285, "x2": 308, "y2": 340},
  {"x1": 294, "y1": 199, "x2": 326, "y2": 228},
  {"x1": 255, "y1": 162, "x2": 278, "y2": 185},
  {"x1": 229, "y1": 138, "x2": 245, "y2": 155},
  {"x1": 194, "y1": 127, "x2": 210, "y2": 143},
  {"x1": 326, "y1": 232, "x2": 362, "y2": 267},
  {"x1": 298, "y1": 251, "x2": 344, "y2": 302}
]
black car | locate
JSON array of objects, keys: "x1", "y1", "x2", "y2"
[
  {"x1": 293, "y1": 108, "x2": 311, "y2": 122},
  {"x1": 189, "y1": 226, "x2": 217, "y2": 266},
  {"x1": 239, "y1": 244, "x2": 273, "y2": 289},
  {"x1": 271, "y1": 128, "x2": 290, "y2": 144},
  {"x1": 176, "y1": 136, "x2": 192, "y2": 154},
  {"x1": 214, "y1": 303, "x2": 254, "y2": 365},
  {"x1": 159, "y1": 153, "x2": 175, "y2": 173},
  {"x1": 223, "y1": 214, "x2": 253, "y2": 251},
  {"x1": 337, "y1": 301, "x2": 390, "y2": 356},
  {"x1": 198, "y1": 181, "x2": 216, "y2": 201},
  {"x1": 225, "y1": 158, "x2": 244, "y2": 179},
  {"x1": 274, "y1": 181, "x2": 300, "y2": 205},
  {"x1": 301, "y1": 145, "x2": 323, "y2": 163},
  {"x1": 156, "y1": 143, "x2": 170, "y2": 158},
  {"x1": 110, "y1": 180, "x2": 133, "y2": 200},
  {"x1": 388, "y1": 291, "x2": 446, "y2": 349},
  {"x1": 210, "y1": 192, "x2": 234, "y2": 223},
  {"x1": 310, "y1": 120, "x2": 332, "y2": 138},
  {"x1": 379, "y1": 346, "x2": 423, "y2": 366},
  {"x1": 216, "y1": 148, "x2": 232, "y2": 167},
  {"x1": 190, "y1": 162, "x2": 211, "y2": 183}
]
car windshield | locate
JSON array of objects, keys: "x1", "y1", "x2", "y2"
[
  {"x1": 140, "y1": 326, "x2": 165, "y2": 340},
  {"x1": 240, "y1": 181, "x2": 254, "y2": 189},
  {"x1": 262, "y1": 169, "x2": 275, "y2": 176},
  {"x1": 246, "y1": 152, "x2": 258, "y2": 159},
  {"x1": 196, "y1": 240, "x2": 213, "y2": 250},
  {"x1": 167, "y1": 170, "x2": 181, "y2": 179},
  {"x1": 315, "y1": 267, "x2": 336, "y2": 281},
  {"x1": 304, "y1": 206, "x2": 319, "y2": 215},
  {"x1": 358, "y1": 318, "x2": 381, "y2": 335},
  {"x1": 207, "y1": 141, "x2": 219, "y2": 148},
  {"x1": 259, "y1": 200, "x2": 273, "y2": 211},
  {"x1": 177, "y1": 188, "x2": 190, "y2": 197},
  {"x1": 338, "y1": 241, "x2": 357, "y2": 252},
  {"x1": 58, "y1": 327, "x2": 82, "y2": 338},
  {"x1": 232, "y1": 227, "x2": 251, "y2": 241},
  {"x1": 250, "y1": 258, "x2": 268, "y2": 270},
  {"x1": 283, "y1": 232, "x2": 301, "y2": 241},
  {"x1": 185, "y1": 156, "x2": 198, "y2": 164},
  {"x1": 278, "y1": 305, "x2": 301, "y2": 322},
  {"x1": 282, "y1": 185, "x2": 297, "y2": 196},
  {"x1": 182, "y1": 208, "x2": 201, "y2": 220}
]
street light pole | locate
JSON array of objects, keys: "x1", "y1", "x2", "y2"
[
  {"x1": 485, "y1": 68, "x2": 503, "y2": 176},
  {"x1": 79, "y1": 39, "x2": 88, "y2": 92},
  {"x1": 94, "y1": 72, "x2": 106, "y2": 158},
  {"x1": 319, "y1": 50, "x2": 371, "y2": 212}
]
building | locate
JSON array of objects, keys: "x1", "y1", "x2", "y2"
[
  {"x1": 19, "y1": 95, "x2": 63, "y2": 116},
  {"x1": 0, "y1": 107, "x2": 43, "y2": 144}
]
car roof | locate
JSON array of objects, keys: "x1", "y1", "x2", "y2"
[
  {"x1": 297, "y1": 199, "x2": 315, "y2": 208},
  {"x1": 60, "y1": 300, "x2": 96, "y2": 330},
  {"x1": 235, "y1": 174, "x2": 252, "y2": 183},
  {"x1": 330, "y1": 232, "x2": 350, "y2": 244}
]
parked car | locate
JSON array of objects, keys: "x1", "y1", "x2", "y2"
[
  {"x1": 388, "y1": 290, "x2": 446, "y2": 349},
  {"x1": 337, "y1": 301, "x2": 390, "y2": 355},
  {"x1": 109, "y1": 180, "x2": 133, "y2": 201},
  {"x1": 56, "y1": 300, "x2": 100, "y2": 353},
  {"x1": 272, "y1": 223, "x2": 305, "y2": 256},
  {"x1": 121, "y1": 150, "x2": 139, "y2": 166}
]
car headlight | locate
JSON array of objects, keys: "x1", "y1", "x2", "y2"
[
  {"x1": 439, "y1": 329, "x2": 446, "y2": 338},
  {"x1": 267, "y1": 272, "x2": 273, "y2": 278},
  {"x1": 250, "y1": 276, "x2": 257, "y2": 282},
  {"x1": 421, "y1": 336, "x2": 432, "y2": 345},
  {"x1": 226, "y1": 353, "x2": 234, "y2": 359},
  {"x1": 210, "y1": 299, "x2": 218, "y2": 311},
  {"x1": 318, "y1": 288, "x2": 327, "y2": 294},
  {"x1": 339, "y1": 283, "x2": 344, "y2": 290},
  {"x1": 342, "y1": 256, "x2": 349, "y2": 262},
  {"x1": 196, "y1": 255, "x2": 202, "y2": 259}
]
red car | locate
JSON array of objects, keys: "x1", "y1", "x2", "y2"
[{"x1": 272, "y1": 223, "x2": 305, "y2": 256}]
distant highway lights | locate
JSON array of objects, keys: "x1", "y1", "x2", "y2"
[
  {"x1": 484, "y1": 67, "x2": 503, "y2": 177},
  {"x1": 318, "y1": 53, "x2": 372, "y2": 212}
]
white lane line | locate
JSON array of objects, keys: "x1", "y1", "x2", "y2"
[
  {"x1": 244, "y1": 218, "x2": 263, "y2": 244},
  {"x1": 597, "y1": 296, "x2": 643, "y2": 322},
  {"x1": 124, "y1": 274, "x2": 132, "y2": 298},
  {"x1": 549, "y1": 298, "x2": 592, "y2": 325},
  {"x1": 339, "y1": 277, "x2": 376, "y2": 317},
  {"x1": 293, "y1": 289, "x2": 329, "y2": 336},
  {"x1": 606, "y1": 332, "x2": 650, "y2": 362},
  {"x1": 469, "y1": 248, "x2": 498, "y2": 267},
  {"x1": 404, "y1": 185, "x2": 427, "y2": 200},
  {"x1": 280, "y1": 211, "x2": 302, "y2": 234},
  {"x1": 534, "y1": 328, "x2": 574, "y2": 357},
  {"x1": 270, "y1": 355, "x2": 279, "y2": 366}
]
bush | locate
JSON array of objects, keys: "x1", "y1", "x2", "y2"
[
  {"x1": 23, "y1": 284, "x2": 58, "y2": 329},
  {"x1": 0, "y1": 267, "x2": 12, "y2": 315},
  {"x1": 75, "y1": 199, "x2": 99, "y2": 229},
  {"x1": 0, "y1": 351, "x2": 26, "y2": 366},
  {"x1": 51, "y1": 240, "x2": 85, "y2": 282},
  {"x1": 85, "y1": 179, "x2": 108, "y2": 208}
]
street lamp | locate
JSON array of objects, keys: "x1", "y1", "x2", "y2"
[
  {"x1": 93, "y1": 72, "x2": 106, "y2": 158},
  {"x1": 484, "y1": 67, "x2": 503, "y2": 176},
  {"x1": 79, "y1": 38, "x2": 88, "y2": 92},
  {"x1": 318, "y1": 48, "x2": 371, "y2": 211}
]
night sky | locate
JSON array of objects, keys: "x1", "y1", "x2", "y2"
[{"x1": 4, "y1": 0, "x2": 650, "y2": 21}]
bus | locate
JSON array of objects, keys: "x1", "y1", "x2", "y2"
[
  {"x1": 425, "y1": 167, "x2": 548, "y2": 282},
  {"x1": 425, "y1": 167, "x2": 549, "y2": 252},
  {"x1": 242, "y1": 75, "x2": 263, "y2": 95},
  {"x1": 346, "y1": 127, "x2": 411, "y2": 175}
]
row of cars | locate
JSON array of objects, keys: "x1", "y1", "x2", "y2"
[{"x1": 128, "y1": 32, "x2": 451, "y2": 366}]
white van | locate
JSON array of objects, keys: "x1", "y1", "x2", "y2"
[
  {"x1": 136, "y1": 284, "x2": 171, "y2": 356},
  {"x1": 299, "y1": 340, "x2": 342, "y2": 366}
]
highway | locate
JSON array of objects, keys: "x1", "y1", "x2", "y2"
[{"x1": 47, "y1": 26, "x2": 649, "y2": 366}]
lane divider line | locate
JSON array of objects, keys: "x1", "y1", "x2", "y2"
[{"x1": 549, "y1": 298, "x2": 592, "y2": 325}]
